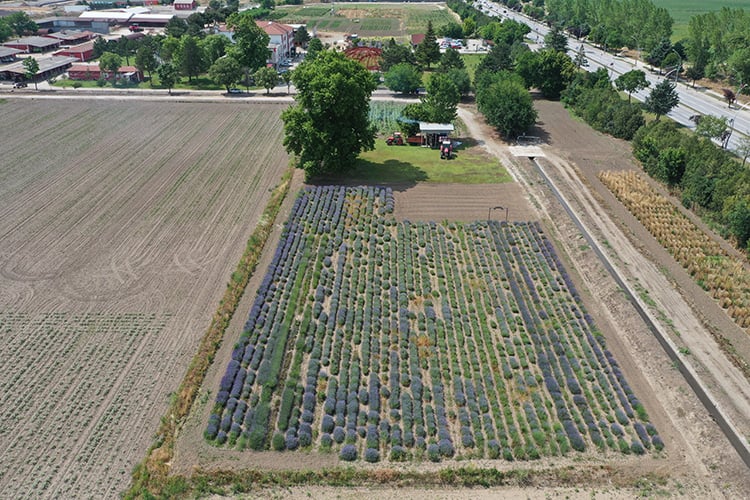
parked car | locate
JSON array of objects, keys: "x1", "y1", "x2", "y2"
[
  {"x1": 228, "y1": 88, "x2": 243, "y2": 94},
  {"x1": 13, "y1": 82, "x2": 27, "y2": 88}
]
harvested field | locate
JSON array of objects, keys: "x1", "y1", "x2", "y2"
[{"x1": 0, "y1": 100, "x2": 290, "y2": 498}]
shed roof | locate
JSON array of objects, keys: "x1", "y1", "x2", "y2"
[
  {"x1": 57, "y1": 40, "x2": 96, "y2": 53},
  {"x1": 78, "y1": 10, "x2": 134, "y2": 22},
  {"x1": 3, "y1": 55, "x2": 76, "y2": 75},
  {"x1": 47, "y1": 30, "x2": 96, "y2": 41},
  {"x1": 130, "y1": 13, "x2": 174, "y2": 22},
  {"x1": 0, "y1": 46, "x2": 23, "y2": 58},
  {"x1": 174, "y1": 0, "x2": 195, "y2": 4},
  {"x1": 4, "y1": 36, "x2": 61, "y2": 48},
  {"x1": 256, "y1": 20, "x2": 294, "y2": 36},
  {"x1": 419, "y1": 122, "x2": 454, "y2": 134}
]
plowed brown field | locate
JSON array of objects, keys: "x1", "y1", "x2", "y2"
[{"x1": 0, "y1": 100, "x2": 289, "y2": 498}]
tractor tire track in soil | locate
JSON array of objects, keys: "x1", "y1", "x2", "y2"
[{"x1": 0, "y1": 100, "x2": 290, "y2": 498}]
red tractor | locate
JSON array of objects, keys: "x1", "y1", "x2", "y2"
[
  {"x1": 386, "y1": 132, "x2": 404, "y2": 145},
  {"x1": 440, "y1": 138, "x2": 453, "y2": 159}
]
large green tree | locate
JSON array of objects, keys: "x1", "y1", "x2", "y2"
[
  {"x1": 209, "y1": 55, "x2": 242, "y2": 91},
  {"x1": 306, "y1": 38, "x2": 323, "y2": 60},
  {"x1": 724, "y1": 196, "x2": 750, "y2": 249},
  {"x1": 282, "y1": 50, "x2": 377, "y2": 180},
  {"x1": 379, "y1": 38, "x2": 416, "y2": 73},
  {"x1": 22, "y1": 57, "x2": 39, "y2": 90},
  {"x1": 98, "y1": 52, "x2": 122, "y2": 87},
  {"x1": 179, "y1": 35, "x2": 205, "y2": 82},
  {"x1": 439, "y1": 47, "x2": 464, "y2": 72},
  {"x1": 446, "y1": 67, "x2": 471, "y2": 96},
  {"x1": 420, "y1": 72, "x2": 461, "y2": 124},
  {"x1": 516, "y1": 49, "x2": 576, "y2": 99},
  {"x1": 254, "y1": 66, "x2": 278, "y2": 94},
  {"x1": 165, "y1": 16, "x2": 188, "y2": 38},
  {"x1": 157, "y1": 61, "x2": 179, "y2": 94},
  {"x1": 384, "y1": 62, "x2": 422, "y2": 95},
  {"x1": 645, "y1": 79, "x2": 679, "y2": 120},
  {"x1": 415, "y1": 20, "x2": 440, "y2": 69},
  {"x1": 201, "y1": 34, "x2": 230, "y2": 66},
  {"x1": 478, "y1": 19, "x2": 530, "y2": 46},
  {"x1": 694, "y1": 115, "x2": 729, "y2": 144},
  {"x1": 476, "y1": 71, "x2": 537, "y2": 138},
  {"x1": 135, "y1": 40, "x2": 158, "y2": 83},
  {"x1": 294, "y1": 26, "x2": 310, "y2": 47},
  {"x1": 227, "y1": 11, "x2": 270, "y2": 89},
  {"x1": 544, "y1": 25, "x2": 568, "y2": 53},
  {"x1": 614, "y1": 70, "x2": 649, "y2": 102},
  {"x1": 474, "y1": 42, "x2": 512, "y2": 89},
  {"x1": 6, "y1": 12, "x2": 38, "y2": 37}
]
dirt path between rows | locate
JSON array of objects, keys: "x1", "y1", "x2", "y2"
[{"x1": 171, "y1": 100, "x2": 750, "y2": 498}]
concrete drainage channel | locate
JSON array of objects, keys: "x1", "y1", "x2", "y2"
[{"x1": 528, "y1": 157, "x2": 750, "y2": 470}]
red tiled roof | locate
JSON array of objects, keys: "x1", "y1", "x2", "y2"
[{"x1": 256, "y1": 20, "x2": 293, "y2": 36}]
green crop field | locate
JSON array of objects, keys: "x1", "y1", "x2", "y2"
[
  {"x1": 276, "y1": 3, "x2": 456, "y2": 37},
  {"x1": 653, "y1": 0, "x2": 750, "y2": 39}
]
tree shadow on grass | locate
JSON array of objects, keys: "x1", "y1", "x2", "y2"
[{"x1": 307, "y1": 158, "x2": 428, "y2": 192}]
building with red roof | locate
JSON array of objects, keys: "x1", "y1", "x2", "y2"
[
  {"x1": 256, "y1": 20, "x2": 294, "y2": 62},
  {"x1": 67, "y1": 62, "x2": 143, "y2": 82}
]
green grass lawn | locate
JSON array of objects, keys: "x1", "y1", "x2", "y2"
[
  {"x1": 461, "y1": 53, "x2": 483, "y2": 81},
  {"x1": 53, "y1": 75, "x2": 245, "y2": 92},
  {"x1": 653, "y1": 0, "x2": 750, "y2": 39},
  {"x1": 334, "y1": 140, "x2": 512, "y2": 184}
]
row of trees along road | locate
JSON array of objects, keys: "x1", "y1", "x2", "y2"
[{"x1": 541, "y1": 0, "x2": 748, "y2": 94}]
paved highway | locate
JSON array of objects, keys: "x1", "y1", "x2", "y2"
[{"x1": 476, "y1": 1, "x2": 750, "y2": 152}]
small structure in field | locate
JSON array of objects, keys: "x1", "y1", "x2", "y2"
[
  {"x1": 418, "y1": 122, "x2": 454, "y2": 148},
  {"x1": 3, "y1": 36, "x2": 62, "y2": 54},
  {"x1": 54, "y1": 40, "x2": 97, "y2": 61},
  {"x1": 173, "y1": 0, "x2": 197, "y2": 10},
  {"x1": 68, "y1": 62, "x2": 143, "y2": 82}
]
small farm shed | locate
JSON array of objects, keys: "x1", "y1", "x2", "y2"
[
  {"x1": 419, "y1": 122, "x2": 454, "y2": 148},
  {"x1": 173, "y1": 0, "x2": 197, "y2": 10},
  {"x1": 0, "y1": 46, "x2": 22, "y2": 63},
  {"x1": 0, "y1": 55, "x2": 76, "y2": 81},
  {"x1": 68, "y1": 62, "x2": 143, "y2": 82},
  {"x1": 54, "y1": 40, "x2": 96, "y2": 61},
  {"x1": 129, "y1": 13, "x2": 175, "y2": 28},
  {"x1": 3, "y1": 36, "x2": 62, "y2": 54},
  {"x1": 47, "y1": 30, "x2": 96, "y2": 45}
]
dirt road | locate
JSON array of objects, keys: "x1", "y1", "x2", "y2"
[{"x1": 458, "y1": 102, "x2": 750, "y2": 495}]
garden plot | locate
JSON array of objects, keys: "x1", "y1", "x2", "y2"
[
  {"x1": 0, "y1": 100, "x2": 289, "y2": 498},
  {"x1": 206, "y1": 186, "x2": 661, "y2": 462}
]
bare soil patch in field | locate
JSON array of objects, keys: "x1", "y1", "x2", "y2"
[
  {"x1": 514, "y1": 100, "x2": 750, "y2": 494},
  {"x1": 0, "y1": 100, "x2": 289, "y2": 498}
]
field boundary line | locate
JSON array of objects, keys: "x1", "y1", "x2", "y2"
[
  {"x1": 124, "y1": 166, "x2": 294, "y2": 498},
  {"x1": 530, "y1": 157, "x2": 750, "y2": 470}
]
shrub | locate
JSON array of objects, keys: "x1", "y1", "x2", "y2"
[
  {"x1": 285, "y1": 434, "x2": 299, "y2": 450},
  {"x1": 320, "y1": 433, "x2": 333, "y2": 449},
  {"x1": 427, "y1": 443, "x2": 441, "y2": 462},
  {"x1": 630, "y1": 440, "x2": 645, "y2": 455},
  {"x1": 438, "y1": 439, "x2": 455, "y2": 457},
  {"x1": 272, "y1": 432, "x2": 285, "y2": 451},
  {"x1": 340, "y1": 444, "x2": 358, "y2": 461},
  {"x1": 390, "y1": 445, "x2": 407, "y2": 461},
  {"x1": 365, "y1": 447, "x2": 380, "y2": 463},
  {"x1": 652, "y1": 435, "x2": 665, "y2": 451},
  {"x1": 333, "y1": 426, "x2": 345, "y2": 443},
  {"x1": 322, "y1": 415, "x2": 335, "y2": 433},
  {"x1": 487, "y1": 439, "x2": 500, "y2": 459}
]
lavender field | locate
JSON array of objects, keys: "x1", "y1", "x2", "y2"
[{"x1": 205, "y1": 186, "x2": 661, "y2": 462}]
